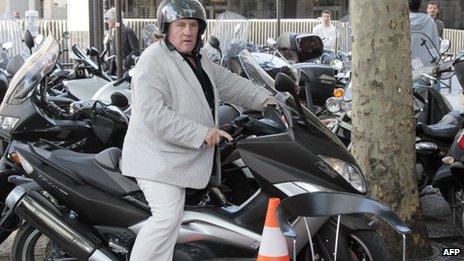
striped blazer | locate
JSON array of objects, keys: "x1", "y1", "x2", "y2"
[{"x1": 121, "y1": 41, "x2": 271, "y2": 189}]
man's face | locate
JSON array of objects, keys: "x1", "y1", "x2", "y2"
[
  {"x1": 167, "y1": 19, "x2": 199, "y2": 54},
  {"x1": 322, "y1": 13, "x2": 331, "y2": 26},
  {"x1": 106, "y1": 19, "x2": 116, "y2": 29},
  {"x1": 427, "y1": 4, "x2": 439, "y2": 18}
]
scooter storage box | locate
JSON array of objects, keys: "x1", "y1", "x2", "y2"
[{"x1": 293, "y1": 63, "x2": 336, "y2": 106}]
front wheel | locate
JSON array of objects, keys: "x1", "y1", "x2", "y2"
[{"x1": 299, "y1": 230, "x2": 390, "y2": 261}]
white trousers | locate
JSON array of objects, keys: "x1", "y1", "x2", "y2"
[{"x1": 130, "y1": 179, "x2": 186, "y2": 261}]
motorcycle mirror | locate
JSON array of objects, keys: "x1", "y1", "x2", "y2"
[
  {"x1": 23, "y1": 30, "x2": 35, "y2": 50},
  {"x1": 2, "y1": 41, "x2": 13, "y2": 50},
  {"x1": 275, "y1": 72, "x2": 298, "y2": 94},
  {"x1": 440, "y1": 39, "x2": 451, "y2": 54},
  {"x1": 111, "y1": 92, "x2": 129, "y2": 108},
  {"x1": 266, "y1": 38, "x2": 277, "y2": 46},
  {"x1": 208, "y1": 35, "x2": 221, "y2": 52},
  {"x1": 34, "y1": 34, "x2": 44, "y2": 46},
  {"x1": 89, "y1": 47, "x2": 100, "y2": 57},
  {"x1": 62, "y1": 31, "x2": 70, "y2": 39}
]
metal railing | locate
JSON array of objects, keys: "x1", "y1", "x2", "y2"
[{"x1": 1, "y1": 18, "x2": 463, "y2": 61}]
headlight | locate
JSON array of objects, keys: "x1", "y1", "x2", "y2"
[
  {"x1": 332, "y1": 60, "x2": 343, "y2": 71},
  {"x1": 341, "y1": 101, "x2": 353, "y2": 119},
  {"x1": 318, "y1": 155, "x2": 366, "y2": 193},
  {"x1": 326, "y1": 97, "x2": 341, "y2": 113},
  {"x1": 0, "y1": 115, "x2": 19, "y2": 132}
]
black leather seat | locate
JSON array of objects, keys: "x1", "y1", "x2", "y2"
[
  {"x1": 418, "y1": 111, "x2": 462, "y2": 140},
  {"x1": 45, "y1": 147, "x2": 139, "y2": 196}
]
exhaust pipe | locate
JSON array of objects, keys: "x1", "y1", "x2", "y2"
[{"x1": 5, "y1": 186, "x2": 117, "y2": 261}]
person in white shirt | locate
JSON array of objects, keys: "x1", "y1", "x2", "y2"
[{"x1": 312, "y1": 10, "x2": 337, "y2": 51}]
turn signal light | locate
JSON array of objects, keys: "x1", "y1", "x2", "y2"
[
  {"x1": 333, "y1": 88, "x2": 344, "y2": 98},
  {"x1": 10, "y1": 152, "x2": 21, "y2": 165}
]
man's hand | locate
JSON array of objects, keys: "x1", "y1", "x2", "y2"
[{"x1": 204, "y1": 128, "x2": 233, "y2": 147}]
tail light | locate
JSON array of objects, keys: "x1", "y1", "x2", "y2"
[{"x1": 458, "y1": 133, "x2": 464, "y2": 150}]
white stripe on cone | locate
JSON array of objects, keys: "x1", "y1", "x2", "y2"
[{"x1": 258, "y1": 226, "x2": 289, "y2": 257}]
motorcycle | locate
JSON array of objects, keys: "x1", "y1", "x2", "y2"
[
  {"x1": 323, "y1": 36, "x2": 460, "y2": 191},
  {"x1": 431, "y1": 48, "x2": 464, "y2": 238},
  {"x1": 0, "y1": 36, "x2": 411, "y2": 260}
]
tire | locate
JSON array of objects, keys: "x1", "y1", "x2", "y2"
[
  {"x1": 299, "y1": 229, "x2": 390, "y2": 261},
  {"x1": 11, "y1": 224, "x2": 74, "y2": 261}
]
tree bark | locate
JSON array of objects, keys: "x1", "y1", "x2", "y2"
[{"x1": 350, "y1": 0, "x2": 432, "y2": 258}]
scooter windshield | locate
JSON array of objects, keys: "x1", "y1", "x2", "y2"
[
  {"x1": 4, "y1": 35, "x2": 59, "y2": 105},
  {"x1": 238, "y1": 49, "x2": 276, "y2": 93},
  {"x1": 336, "y1": 15, "x2": 352, "y2": 53},
  {"x1": 411, "y1": 31, "x2": 440, "y2": 79},
  {"x1": 205, "y1": 12, "x2": 249, "y2": 63}
]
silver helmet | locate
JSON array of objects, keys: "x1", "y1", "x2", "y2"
[{"x1": 156, "y1": 0, "x2": 207, "y2": 35}]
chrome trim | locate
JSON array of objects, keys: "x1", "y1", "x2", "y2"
[
  {"x1": 130, "y1": 211, "x2": 262, "y2": 250},
  {"x1": 275, "y1": 182, "x2": 307, "y2": 196},
  {"x1": 5, "y1": 185, "x2": 26, "y2": 209},
  {"x1": 179, "y1": 211, "x2": 262, "y2": 250},
  {"x1": 294, "y1": 182, "x2": 334, "y2": 193},
  {"x1": 88, "y1": 249, "x2": 117, "y2": 261}
]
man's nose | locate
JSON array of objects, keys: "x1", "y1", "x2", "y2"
[{"x1": 183, "y1": 26, "x2": 194, "y2": 36}]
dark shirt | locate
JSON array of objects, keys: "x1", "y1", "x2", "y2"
[
  {"x1": 435, "y1": 18, "x2": 444, "y2": 39},
  {"x1": 107, "y1": 25, "x2": 141, "y2": 70},
  {"x1": 182, "y1": 53, "x2": 216, "y2": 119},
  {"x1": 181, "y1": 53, "x2": 219, "y2": 182}
]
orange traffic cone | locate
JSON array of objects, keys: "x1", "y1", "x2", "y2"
[{"x1": 257, "y1": 198, "x2": 290, "y2": 261}]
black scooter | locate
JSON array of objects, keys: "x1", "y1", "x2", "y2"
[{"x1": 1, "y1": 73, "x2": 410, "y2": 261}]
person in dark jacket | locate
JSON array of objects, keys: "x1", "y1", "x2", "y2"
[
  {"x1": 427, "y1": 1, "x2": 444, "y2": 39},
  {"x1": 104, "y1": 7, "x2": 140, "y2": 71}
]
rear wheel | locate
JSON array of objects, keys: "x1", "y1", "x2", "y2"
[{"x1": 11, "y1": 224, "x2": 75, "y2": 261}]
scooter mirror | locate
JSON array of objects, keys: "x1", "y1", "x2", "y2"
[
  {"x1": 208, "y1": 35, "x2": 221, "y2": 52},
  {"x1": 23, "y1": 30, "x2": 35, "y2": 50},
  {"x1": 62, "y1": 31, "x2": 70, "y2": 39},
  {"x1": 2, "y1": 41, "x2": 13, "y2": 50},
  {"x1": 275, "y1": 72, "x2": 298, "y2": 94},
  {"x1": 89, "y1": 47, "x2": 100, "y2": 57},
  {"x1": 266, "y1": 38, "x2": 277, "y2": 47},
  {"x1": 34, "y1": 34, "x2": 44, "y2": 46},
  {"x1": 111, "y1": 92, "x2": 129, "y2": 108},
  {"x1": 440, "y1": 39, "x2": 451, "y2": 54}
]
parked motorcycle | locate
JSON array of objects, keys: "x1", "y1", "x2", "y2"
[{"x1": 1, "y1": 67, "x2": 409, "y2": 260}]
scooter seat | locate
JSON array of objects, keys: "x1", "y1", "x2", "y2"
[
  {"x1": 418, "y1": 111, "x2": 462, "y2": 140},
  {"x1": 45, "y1": 147, "x2": 139, "y2": 196}
]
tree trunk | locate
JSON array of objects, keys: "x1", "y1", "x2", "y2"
[{"x1": 350, "y1": 0, "x2": 432, "y2": 258}]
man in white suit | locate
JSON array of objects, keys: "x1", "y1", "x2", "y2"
[{"x1": 121, "y1": 0, "x2": 273, "y2": 260}]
